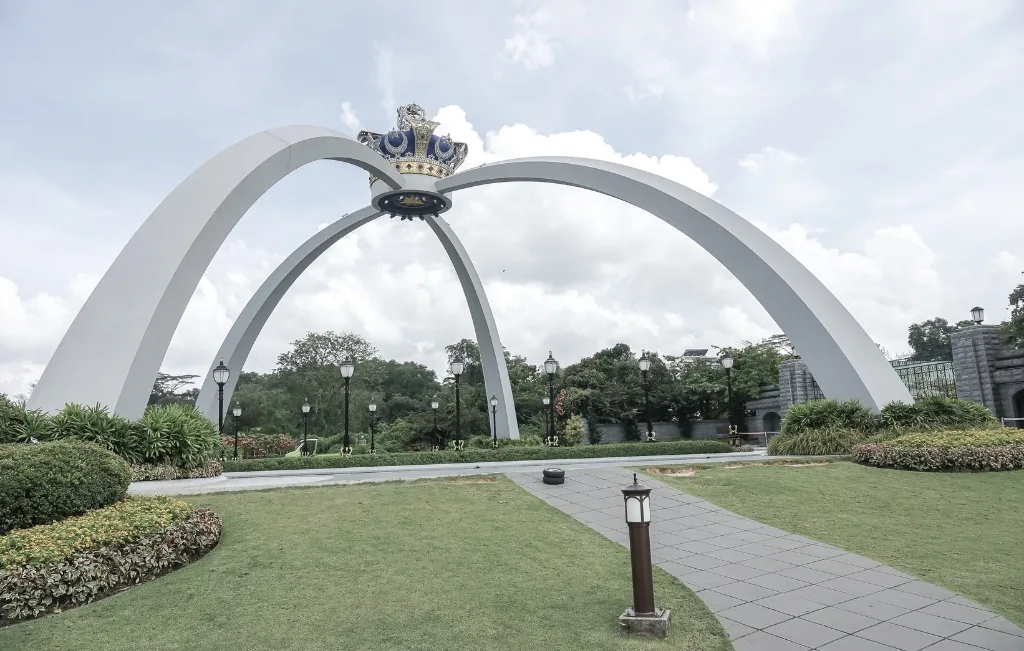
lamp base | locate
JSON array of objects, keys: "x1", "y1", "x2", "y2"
[{"x1": 619, "y1": 607, "x2": 670, "y2": 638}]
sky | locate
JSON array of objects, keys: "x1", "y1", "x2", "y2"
[{"x1": 1, "y1": 0, "x2": 1023, "y2": 398}]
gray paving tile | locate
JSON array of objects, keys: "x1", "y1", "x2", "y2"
[
  {"x1": 742, "y1": 557, "x2": 798, "y2": 573},
  {"x1": 673, "y1": 527, "x2": 721, "y2": 541},
  {"x1": 731, "y1": 530, "x2": 778, "y2": 544},
  {"x1": 829, "y1": 553, "x2": 882, "y2": 569},
  {"x1": 675, "y1": 569, "x2": 737, "y2": 590},
  {"x1": 701, "y1": 523, "x2": 746, "y2": 536},
  {"x1": 768, "y1": 550, "x2": 825, "y2": 566},
  {"x1": 872, "y1": 565, "x2": 916, "y2": 580},
  {"x1": 856, "y1": 622, "x2": 942, "y2": 650},
  {"x1": 952, "y1": 624, "x2": 1024, "y2": 650},
  {"x1": 818, "y1": 636, "x2": 902, "y2": 651},
  {"x1": 777, "y1": 565, "x2": 843, "y2": 585},
  {"x1": 732, "y1": 631, "x2": 811, "y2": 650},
  {"x1": 710, "y1": 563, "x2": 770, "y2": 582},
  {"x1": 673, "y1": 553, "x2": 731, "y2": 571},
  {"x1": 795, "y1": 544, "x2": 849, "y2": 559},
  {"x1": 696, "y1": 589, "x2": 747, "y2": 611},
  {"x1": 755, "y1": 526, "x2": 797, "y2": 538},
  {"x1": 926, "y1": 641, "x2": 1005, "y2": 651},
  {"x1": 744, "y1": 573, "x2": 811, "y2": 593},
  {"x1": 836, "y1": 595, "x2": 913, "y2": 621},
  {"x1": 754, "y1": 594, "x2": 829, "y2": 617},
  {"x1": 659, "y1": 503, "x2": 712, "y2": 518},
  {"x1": 919, "y1": 600, "x2": 999, "y2": 625},
  {"x1": 803, "y1": 558, "x2": 867, "y2": 576},
  {"x1": 782, "y1": 534, "x2": 820, "y2": 546},
  {"x1": 803, "y1": 605, "x2": 880, "y2": 633},
  {"x1": 650, "y1": 546, "x2": 693, "y2": 563},
  {"x1": 553, "y1": 501, "x2": 590, "y2": 514},
  {"x1": 818, "y1": 575, "x2": 887, "y2": 597},
  {"x1": 714, "y1": 581, "x2": 781, "y2": 602},
  {"x1": 896, "y1": 580, "x2": 959, "y2": 601},
  {"x1": 703, "y1": 534, "x2": 756, "y2": 549},
  {"x1": 706, "y1": 548, "x2": 759, "y2": 563},
  {"x1": 890, "y1": 610, "x2": 973, "y2": 637},
  {"x1": 719, "y1": 617, "x2": 756, "y2": 640},
  {"x1": 718, "y1": 602, "x2": 793, "y2": 629},
  {"x1": 725, "y1": 519, "x2": 768, "y2": 531},
  {"x1": 786, "y1": 585, "x2": 858, "y2": 607},
  {"x1": 870, "y1": 588, "x2": 938, "y2": 611},
  {"x1": 979, "y1": 616, "x2": 1024, "y2": 638},
  {"x1": 846, "y1": 568, "x2": 915, "y2": 589},
  {"x1": 762, "y1": 536, "x2": 814, "y2": 551},
  {"x1": 764, "y1": 617, "x2": 847, "y2": 648}
]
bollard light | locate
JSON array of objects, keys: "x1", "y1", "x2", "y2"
[{"x1": 618, "y1": 473, "x2": 670, "y2": 637}]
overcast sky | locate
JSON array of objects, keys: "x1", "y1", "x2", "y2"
[{"x1": 2, "y1": 0, "x2": 1023, "y2": 397}]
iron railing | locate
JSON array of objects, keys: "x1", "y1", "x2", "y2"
[{"x1": 889, "y1": 358, "x2": 957, "y2": 398}]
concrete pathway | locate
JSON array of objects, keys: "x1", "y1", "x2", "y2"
[
  {"x1": 507, "y1": 466, "x2": 1024, "y2": 651},
  {"x1": 128, "y1": 450, "x2": 767, "y2": 496}
]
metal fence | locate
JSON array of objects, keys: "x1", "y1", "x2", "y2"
[{"x1": 889, "y1": 358, "x2": 957, "y2": 398}]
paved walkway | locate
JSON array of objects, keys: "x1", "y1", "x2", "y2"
[{"x1": 507, "y1": 466, "x2": 1024, "y2": 651}]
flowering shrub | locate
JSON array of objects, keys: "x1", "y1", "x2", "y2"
[
  {"x1": 220, "y1": 433, "x2": 295, "y2": 458},
  {"x1": 0, "y1": 441, "x2": 130, "y2": 534},
  {"x1": 0, "y1": 498, "x2": 220, "y2": 624},
  {"x1": 130, "y1": 460, "x2": 222, "y2": 482},
  {"x1": 851, "y1": 429, "x2": 1024, "y2": 471}
]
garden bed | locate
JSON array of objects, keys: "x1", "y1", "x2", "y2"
[
  {"x1": 852, "y1": 429, "x2": 1024, "y2": 471},
  {"x1": 130, "y1": 461, "x2": 223, "y2": 482},
  {"x1": 222, "y1": 439, "x2": 733, "y2": 472},
  {"x1": 0, "y1": 496, "x2": 221, "y2": 626}
]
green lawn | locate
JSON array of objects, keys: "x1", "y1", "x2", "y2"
[
  {"x1": 1, "y1": 477, "x2": 730, "y2": 651},
  {"x1": 646, "y1": 460, "x2": 1024, "y2": 626}
]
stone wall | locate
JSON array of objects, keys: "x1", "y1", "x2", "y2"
[{"x1": 579, "y1": 420, "x2": 732, "y2": 444}]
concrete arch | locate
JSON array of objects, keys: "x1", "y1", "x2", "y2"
[
  {"x1": 195, "y1": 210, "x2": 520, "y2": 439},
  {"x1": 437, "y1": 157, "x2": 912, "y2": 410},
  {"x1": 29, "y1": 127, "x2": 406, "y2": 419}
]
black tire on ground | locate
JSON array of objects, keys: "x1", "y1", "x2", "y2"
[
  {"x1": 542, "y1": 475, "x2": 565, "y2": 485},
  {"x1": 542, "y1": 468, "x2": 565, "y2": 479}
]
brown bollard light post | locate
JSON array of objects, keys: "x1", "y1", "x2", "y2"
[{"x1": 619, "y1": 473, "x2": 670, "y2": 637}]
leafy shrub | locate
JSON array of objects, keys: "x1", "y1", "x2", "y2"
[
  {"x1": 879, "y1": 397, "x2": 999, "y2": 431},
  {"x1": 0, "y1": 441, "x2": 130, "y2": 534},
  {"x1": 781, "y1": 400, "x2": 878, "y2": 436},
  {"x1": 562, "y1": 415, "x2": 585, "y2": 446},
  {"x1": 767, "y1": 428, "x2": 866, "y2": 456},
  {"x1": 0, "y1": 497, "x2": 221, "y2": 624},
  {"x1": 0, "y1": 403, "x2": 54, "y2": 444},
  {"x1": 139, "y1": 403, "x2": 219, "y2": 469},
  {"x1": 130, "y1": 460, "x2": 222, "y2": 482},
  {"x1": 51, "y1": 403, "x2": 137, "y2": 460},
  {"x1": 852, "y1": 428, "x2": 1024, "y2": 472},
  {"x1": 219, "y1": 433, "x2": 294, "y2": 459},
  {"x1": 223, "y1": 439, "x2": 732, "y2": 472}
]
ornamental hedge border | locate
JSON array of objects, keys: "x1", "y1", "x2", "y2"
[
  {"x1": 222, "y1": 439, "x2": 734, "y2": 473},
  {"x1": 130, "y1": 460, "x2": 223, "y2": 482},
  {"x1": 0, "y1": 497, "x2": 221, "y2": 625},
  {"x1": 851, "y1": 429, "x2": 1024, "y2": 472}
]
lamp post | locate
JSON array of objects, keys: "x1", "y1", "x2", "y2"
[
  {"x1": 340, "y1": 358, "x2": 355, "y2": 456},
  {"x1": 544, "y1": 351, "x2": 558, "y2": 446},
  {"x1": 212, "y1": 360, "x2": 230, "y2": 436},
  {"x1": 301, "y1": 399, "x2": 310, "y2": 455},
  {"x1": 231, "y1": 402, "x2": 242, "y2": 459},
  {"x1": 490, "y1": 394, "x2": 499, "y2": 449},
  {"x1": 368, "y1": 398, "x2": 377, "y2": 454},
  {"x1": 971, "y1": 306, "x2": 985, "y2": 325},
  {"x1": 638, "y1": 350, "x2": 654, "y2": 442},
  {"x1": 619, "y1": 473, "x2": 669, "y2": 637},
  {"x1": 721, "y1": 355, "x2": 736, "y2": 444},
  {"x1": 431, "y1": 396, "x2": 440, "y2": 451},
  {"x1": 542, "y1": 395, "x2": 551, "y2": 441},
  {"x1": 450, "y1": 356, "x2": 465, "y2": 450}
]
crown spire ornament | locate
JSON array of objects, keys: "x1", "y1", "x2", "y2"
[{"x1": 358, "y1": 103, "x2": 468, "y2": 181}]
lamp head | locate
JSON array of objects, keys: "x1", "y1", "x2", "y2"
[
  {"x1": 212, "y1": 360, "x2": 230, "y2": 386},
  {"x1": 542, "y1": 395, "x2": 550, "y2": 406},
  {"x1": 637, "y1": 350, "x2": 651, "y2": 372},
  {"x1": 721, "y1": 355, "x2": 734, "y2": 370},
  {"x1": 430, "y1": 397, "x2": 439, "y2": 410},
  {"x1": 368, "y1": 398, "x2": 377, "y2": 413},
  {"x1": 449, "y1": 356, "x2": 465, "y2": 377},
  {"x1": 971, "y1": 306, "x2": 984, "y2": 325},
  {"x1": 543, "y1": 351, "x2": 558, "y2": 375},
  {"x1": 621, "y1": 473, "x2": 653, "y2": 523},
  {"x1": 301, "y1": 399, "x2": 310, "y2": 414},
  {"x1": 231, "y1": 403, "x2": 241, "y2": 418},
  {"x1": 339, "y1": 358, "x2": 355, "y2": 379},
  {"x1": 490, "y1": 394, "x2": 498, "y2": 408}
]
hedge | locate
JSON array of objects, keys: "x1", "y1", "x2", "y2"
[
  {"x1": 851, "y1": 429, "x2": 1024, "y2": 472},
  {"x1": 0, "y1": 497, "x2": 221, "y2": 625},
  {"x1": 130, "y1": 460, "x2": 223, "y2": 482},
  {"x1": 0, "y1": 441, "x2": 130, "y2": 535},
  {"x1": 223, "y1": 439, "x2": 734, "y2": 472}
]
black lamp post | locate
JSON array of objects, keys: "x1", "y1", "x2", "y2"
[
  {"x1": 212, "y1": 360, "x2": 230, "y2": 436},
  {"x1": 638, "y1": 350, "x2": 654, "y2": 442},
  {"x1": 340, "y1": 358, "x2": 354, "y2": 456},
  {"x1": 542, "y1": 395, "x2": 551, "y2": 441},
  {"x1": 618, "y1": 473, "x2": 668, "y2": 637},
  {"x1": 544, "y1": 351, "x2": 558, "y2": 446},
  {"x1": 721, "y1": 355, "x2": 736, "y2": 444},
  {"x1": 971, "y1": 306, "x2": 985, "y2": 325},
  {"x1": 450, "y1": 356, "x2": 465, "y2": 450},
  {"x1": 368, "y1": 398, "x2": 377, "y2": 454},
  {"x1": 231, "y1": 402, "x2": 242, "y2": 459},
  {"x1": 431, "y1": 396, "x2": 440, "y2": 451},
  {"x1": 490, "y1": 394, "x2": 499, "y2": 449},
  {"x1": 301, "y1": 399, "x2": 310, "y2": 455}
]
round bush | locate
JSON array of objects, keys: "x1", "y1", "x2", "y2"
[
  {"x1": 0, "y1": 441, "x2": 131, "y2": 534},
  {"x1": 852, "y1": 428, "x2": 1024, "y2": 472}
]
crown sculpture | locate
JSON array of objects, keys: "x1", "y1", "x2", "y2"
[{"x1": 358, "y1": 103, "x2": 468, "y2": 181}]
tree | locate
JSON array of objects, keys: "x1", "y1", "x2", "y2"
[
  {"x1": 1005, "y1": 275, "x2": 1024, "y2": 348},
  {"x1": 276, "y1": 331, "x2": 378, "y2": 372},
  {"x1": 907, "y1": 318, "x2": 974, "y2": 362},
  {"x1": 149, "y1": 372, "x2": 200, "y2": 406}
]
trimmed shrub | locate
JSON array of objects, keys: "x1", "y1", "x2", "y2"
[
  {"x1": 130, "y1": 460, "x2": 223, "y2": 482},
  {"x1": 138, "y1": 403, "x2": 219, "y2": 469},
  {"x1": 0, "y1": 496, "x2": 221, "y2": 624},
  {"x1": 224, "y1": 439, "x2": 733, "y2": 472},
  {"x1": 0, "y1": 441, "x2": 130, "y2": 534},
  {"x1": 0, "y1": 403, "x2": 54, "y2": 444},
  {"x1": 879, "y1": 397, "x2": 999, "y2": 431},
  {"x1": 852, "y1": 428, "x2": 1024, "y2": 472},
  {"x1": 50, "y1": 403, "x2": 137, "y2": 460},
  {"x1": 781, "y1": 400, "x2": 878, "y2": 436},
  {"x1": 767, "y1": 428, "x2": 865, "y2": 456},
  {"x1": 562, "y1": 415, "x2": 585, "y2": 446}
]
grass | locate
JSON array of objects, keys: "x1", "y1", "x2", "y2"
[
  {"x1": 0, "y1": 476, "x2": 731, "y2": 651},
  {"x1": 644, "y1": 460, "x2": 1024, "y2": 626}
]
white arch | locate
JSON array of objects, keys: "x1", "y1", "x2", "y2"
[
  {"x1": 195, "y1": 210, "x2": 520, "y2": 439},
  {"x1": 438, "y1": 157, "x2": 912, "y2": 410},
  {"x1": 29, "y1": 127, "x2": 406, "y2": 419}
]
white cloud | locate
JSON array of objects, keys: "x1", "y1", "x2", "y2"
[
  {"x1": 504, "y1": 9, "x2": 555, "y2": 70},
  {"x1": 738, "y1": 147, "x2": 806, "y2": 173},
  {"x1": 339, "y1": 102, "x2": 361, "y2": 133},
  {"x1": 373, "y1": 44, "x2": 396, "y2": 119}
]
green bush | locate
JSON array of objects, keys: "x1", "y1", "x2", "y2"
[
  {"x1": 562, "y1": 415, "x2": 585, "y2": 446},
  {"x1": 0, "y1": 441, "x2": 131, "y2": 534},
  {"x1": 879, "y1": 397, "x2": 999, "y2": 431},
  {"x1": 130, "y1": 460, "x2": 222, "y2": 482},
  {"x1": 767, "y1": 428, "x2": 866, "y2": 456},
  {"x1": 781, "y1": 400, "x2": 878, "y2": 436},
  {"x1": 223, "y1": 439, "x2": 732, "y2": 472},
  {"x1": 0, "y1": 496, "x2": 221, "y2": 624},
  {"x1": 138, "y1": 403, "x2": 219, "y2": 469},
  {"x1": 852, "y1": 428, "x2": 1024, "y2": 471},
  {"x1": 0, "y1": 403, "x2": 54, "y2": 444}
]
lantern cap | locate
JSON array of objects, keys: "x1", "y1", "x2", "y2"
[
  {"x1": 490, "y1": 394, "x2": 498, "y2": 407},
  {"x1": 638, "y1": 350, "x2": 651, "y2": 372},
  {"x1": 621, "y1": 472, "x2": 653, "y2": 496},
  {"x1": 543, "y1": 351, "x2": 558, "y2": 375}
]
